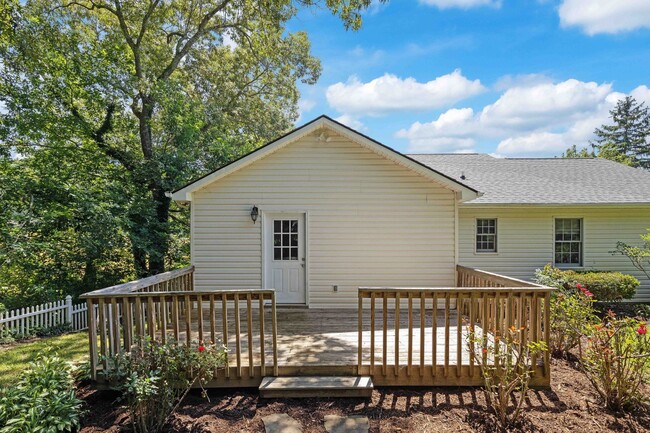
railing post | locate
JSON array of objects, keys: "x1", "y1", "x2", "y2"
[
  {"x1": 86, "y1": 299, "x2": 98, "y2": 381},
  {"x1": 358, "y1": 291, "x2": 363, "y2": 369}
]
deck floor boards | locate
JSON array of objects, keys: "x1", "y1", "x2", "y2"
[{"x1": 174, "y1": 307, "x2": 475, "y2": 368}]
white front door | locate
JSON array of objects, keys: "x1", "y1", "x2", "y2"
[{"x1": 264, "y1": 213, "x2": 306, "y2": 304}]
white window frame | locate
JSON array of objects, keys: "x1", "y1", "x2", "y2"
[
  {"x1": 553, "y1": 218, "x2": 583, "y2": 268},
  {"x1": 475, "y1": 218, "x2": 498, "y2": 254}
]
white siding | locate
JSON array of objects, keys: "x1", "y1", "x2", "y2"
[
  {"x1": 459, "y1": 207, "x2": 650, "y2": 301},
  {"x1": 192, "y1": 132, "x2": 458, "y2": 308}
]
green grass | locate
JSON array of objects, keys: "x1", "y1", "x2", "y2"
[{"x1": 0, "y1": 332, "x2": 88, "y2": 387}]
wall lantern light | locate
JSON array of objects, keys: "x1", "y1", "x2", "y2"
[{"x1": 251, "y1": 205, "x2": 259, "y2": 224}]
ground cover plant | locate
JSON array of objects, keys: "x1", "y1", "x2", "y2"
[{"x1": 0, "y1": 351, "x2": 83, "y2": 433}]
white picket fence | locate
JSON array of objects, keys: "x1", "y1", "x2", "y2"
[{"x1": 0, "y1": 296, "x2": 89, "y2": 336}]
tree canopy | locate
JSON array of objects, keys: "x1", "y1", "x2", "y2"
[
  {"x1": 562, "y1": 96, "x2": 650, "y2": 168},
  {"x1": 593, "y1": 96, "x2": 650, "y2": 168},
  {"x1": 0, "y1": 0, "x2": 384, "y2": 308}
]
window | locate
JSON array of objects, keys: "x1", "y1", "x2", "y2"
[
  {"x1": 273, "y1": 219, "x2": 298, "y2": 261},
  {"x1": 554, "y1": 218, "x2": 582, "y2": 266},
  {"x1": 476, "y1": 219, "x2": 497, "y2": 253}
]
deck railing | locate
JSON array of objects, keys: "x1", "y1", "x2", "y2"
[
  {"x1": 358, "y1": 267, "x2": 553, "y2": 387},
  {"x1": 456, "y1": 265, "x2": 542, "y2": 288},
  {"x1": 80, "y1": 267, "x2": 278, "y2": 385}
]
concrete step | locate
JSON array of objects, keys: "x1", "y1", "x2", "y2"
[{"x1": 259, "y1": 376, "x2": 373, "y2": 398}]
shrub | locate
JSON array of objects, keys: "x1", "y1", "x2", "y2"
[
  {"x1": 105, "y1": 339, "x2": 226, "y2": 433},
  {"x1": 0, "y1": 329, "x2": 15, "y2": 345},
  {"x1": 580, "y1": 311, "x2": 650, "y2": 411},
  {"x1": 469, "y1": 326, "x2": 547, "y2": 429},
  {"x1": 0, "y1": 352, "x2": 83, "y2": 432},
  {"x1": 548, "y1": 284, "x2": 598, "y2": 358},
  {"x1": 34, "y1": 322, "x2": 72, "y2": 338},
  {"x1": 535, "y1": 264, "x2": 639, "y2": 301}
]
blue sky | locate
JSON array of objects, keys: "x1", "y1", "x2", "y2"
[{"x1": 287, "y1": 0, "x2": 650, "y2": 156}]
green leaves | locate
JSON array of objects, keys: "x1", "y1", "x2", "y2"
[
  {"x1": 1, "y1": 0, "x2": 379, "y2": 287},
  {"x1": 105, "y1": 338, "x2": 227, "y2": 433},
  {"x1": 614, "y1": 229, "x2": 650, "y2": 281},
  {"x1": 0, "y1": 352, "x2": 83, "y2": 433},
  {"x1": 581, "y1": 313, "x2": 650, "y2": 411}
]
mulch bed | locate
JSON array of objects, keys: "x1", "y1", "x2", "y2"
[{"x1": 78, "y1": 358, "x2": 650, "y2": 432}]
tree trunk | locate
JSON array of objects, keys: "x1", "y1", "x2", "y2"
[
  {"x1": 132, "y1": 243, "x2": 148, "y2": 278},
  {"x1": 135, "y1": 94, "x2": 170, "y2": 276},
  {"x1": 148, "y1": 186, "x2": 171, "y2": 275}
]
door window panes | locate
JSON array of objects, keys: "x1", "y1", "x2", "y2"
[{"x1": 273, "y1": 219, "x2": 299, "y2": 260}]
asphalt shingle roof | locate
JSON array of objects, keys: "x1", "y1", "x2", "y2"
[{"x1": 407, "y1": 154, "x2": 650, "y2": 205}]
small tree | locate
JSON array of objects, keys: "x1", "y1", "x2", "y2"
[
  {"x1": 562, "y1": 144, "x2": 595, "y2": 158},
  {"x1": 614, "y1": 229, "x2": 650, "y2": 281}
]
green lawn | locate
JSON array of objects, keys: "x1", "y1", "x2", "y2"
[{"x1": 0, "y1": 332, "x2": 89, "y2": 387}]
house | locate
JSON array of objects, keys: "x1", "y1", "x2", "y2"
[{"x1": 172, "y1": 115, "x2": 650, "y2": 305}]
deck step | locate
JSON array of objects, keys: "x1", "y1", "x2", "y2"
[{"x1": 259, "y1": 376, "x2": 373, "y2": 399}]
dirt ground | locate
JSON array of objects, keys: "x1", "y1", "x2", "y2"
[{"x1": 78, "y1": 357, "x2": 650, "y2": 433}]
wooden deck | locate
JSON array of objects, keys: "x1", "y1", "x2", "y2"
[
  {"x1": 81, "y1": 265, "x2": 554, "y2": 388},
  {"x1": 210, "y1": 307, "x2": 469, "y2": 367}
]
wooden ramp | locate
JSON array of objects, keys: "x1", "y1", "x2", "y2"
[{"x1": 259, "y1": 376, "x2": 374, "y2": 398}]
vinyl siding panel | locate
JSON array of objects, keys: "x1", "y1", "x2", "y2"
[
  {"x1": 192, "y1": 132, "x2": 457, "y2": 308},
  {"x1": 459, "y1": 207, "x2": 650, "y2": 301}
]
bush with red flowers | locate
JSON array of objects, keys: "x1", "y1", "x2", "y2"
[
  {"x1": 105, "y1": 338, "x2": 226, "y2": 433},
  {"x1": 535, "y1": 264, "x2": 639, "y2": 301},
  {"x1": 545, "y1": 282, "x2": 598, "y2": 358},
  {"x1": 580, "y1": 311, "x2": 650, "y2": 411}
]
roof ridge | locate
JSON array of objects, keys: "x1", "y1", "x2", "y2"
[
  {"x1": 503, "y1": 157, "x2": 597, "y2": 160},
  {"x1": 407, "y1": 153, "x2": 483, "y2": 156}
]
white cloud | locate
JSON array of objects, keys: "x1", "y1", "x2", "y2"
[
  {"x1": 419, "y1": 0, "x2": 501, "y2": 9},
  {"x1": 335, "y1": 114, "x2": 365, "y2": 131},
  {"x1": 397, "y1": 78, "x2": 632, "y2": 156},
  {"x1": 492, "y1": 73, "x2": 553, "y2": 91},
  {"x1": 631, "y1": 85, "x2": 650, "y2": 105},
  {"x1": 559, "y1": 0, "x2": 650, "y2": 35},
  {"x1": 326, "y1": 70, "x2": 485, "y2": 116},
  {"x1": 480, "y1": 79, "x2": 612, "y2": 130}
]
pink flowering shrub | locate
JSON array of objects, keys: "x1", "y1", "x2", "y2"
[{"x1": 580, "y1": 311, "x2": 650, "y2": 411}]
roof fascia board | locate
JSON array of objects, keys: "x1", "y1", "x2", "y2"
[{"x1": 460, "y1": 202, "x2": 650, "y2": 208}]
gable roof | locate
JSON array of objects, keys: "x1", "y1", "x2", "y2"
[
  {"x1": 172, "y1": 115, "x2": 479, "y2": 202},
  {"x1": 409, "y1": 154, "x2": 650, "y2": 206}
]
